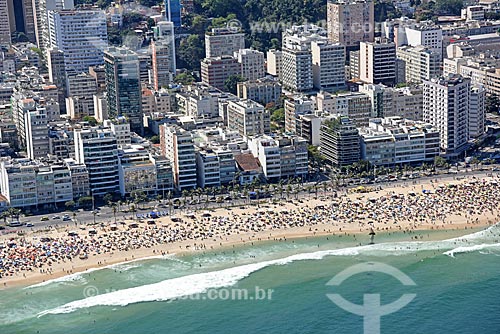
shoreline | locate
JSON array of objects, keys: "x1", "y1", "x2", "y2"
[
  {"x1": 2, "y1": 220, "x2": 493, "y2": 290},
  {"x1": 2, "y1": 174, "x2": 500, "y2": 289}
]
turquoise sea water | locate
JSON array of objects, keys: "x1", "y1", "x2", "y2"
[{"x1": 2, "y1": 226, "x2": 500, "y2": 333}]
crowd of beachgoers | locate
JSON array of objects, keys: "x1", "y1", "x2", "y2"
[{"x1": 1, "y1": 176, "x2": 499, "y2": 282}]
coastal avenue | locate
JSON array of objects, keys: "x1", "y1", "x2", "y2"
[{"x1": 3, "y1": 167, "x2": 498, "y2": 232}]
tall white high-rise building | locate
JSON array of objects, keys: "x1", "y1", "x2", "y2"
[
  {"x1": 423, "y1": 75, "x2": 470, "y2": 154},
  {"x1": 403, "y1": 23, "x2": 443, "y2": 58},
  {"x1": 282, "y1": 48, "x2": 313, "y2": 92},
  {"x1": 48, "y1": 9, "x2": 108, "y2": 74},
  {"x1": 160, "y1": 125, "x2": 197, "y2": 191},
  {"x1": 266, "y1": 49, "x2": 282, "y2": 78},
  {"x1": 396, "y1": 45, "x2": 441, "y2": 83},
  {"x1": 205, "y1": 27, "x2": 245, "y2": 58},
  {"x1": 151, "y1": 39, "x2": 173, "y2": 90},
  {"x1": 469, "y1": 85, "x2": 486, "y2": 138},
  {"x1": 153, "y1": 21, "x2": 176, "y2": 74},
  {"x1": 327, "y1": 0, "x2": 375, "y2": 48},
  {"x1": 74, "y1": 127, "x2": 119, "y2": 195},
  {"x1": 25, "y1": 107, "x2": 49, "y2": 160},
  {"x1": 34, "y1": 0, "x2": 74, "y2": 51},
  {"x1": 359, "y1": 39, "x2": 396, "y2": 86},
  {"x1": 227, "y1": 99, "x2": 270, "y2": 137},
  {"x1": 0, "y1": 0, "x2": 11, "y2": 47},
  {"x1": 281, "y1": 24, "x2": 327, "y2": 92},
  {"x1": 311, "y1": 40, "x2": 346, "y2": 91},
  {"x1": 234, "y1": 49, "x2": 265, "y2": 81}
]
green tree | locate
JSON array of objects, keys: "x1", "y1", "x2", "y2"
[
  {"x1": 65, "y1": 201, "x2": 75, "y2": 211},
  {"x1": 224, "y1": 74, "x2": 246, "y2": 94},
  {"x1": 486, "y1": 95, "x2": 500, "y2": 114},
  {"x1": 78, "y1": 196, "x2": 93, "y2": 208},
  {"x1": 174, "y1": 72, "x2": 196, "y2": 85},
  {"x1": 202, "y1": 0, "x2": 244, "y2": 19},
  {"x1": 131, "y1": 190, "x2": 148, "y2": 209},
  {"x1": 434, "y1": 0, "x2": 463, "y2": 15},
  {"x1": 308, "y1": 145, "x2": 326, "y2": 168},
  {"x1": 434, "y1": 156, "x2": 447, "y2": 168},
  {"x1": 178, "y1": 35, "x2": 205, "y2": 70},
  {"x1": 150, "y1": 135, "x2": 160, "y2": 144},
  {"x1": 12, "y1": 32, "x2": 29, "y2": 43},
  {"x1": 103, "y1": 193, "x2": 114, "y2": 206},
  {"x1": 270, "y1": 108, "x2": 285, "y2": 131},
  {"x1": 6, "y1": 208, "x2": 21, "y2": 221},
  {"x1": 123, "y1": 12, "x2": 146, "y2": 26},
  {"x1": 82, "y1": 116, "x2": 98, "y2": 126}
]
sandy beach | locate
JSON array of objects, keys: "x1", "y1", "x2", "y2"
[{"x1": 1, "y1": 174, "x2": 499, "y2": 289}]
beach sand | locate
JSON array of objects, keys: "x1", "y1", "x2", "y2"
[{"x1": 1, "y1": 174, "x2": 498, "y2": 289}]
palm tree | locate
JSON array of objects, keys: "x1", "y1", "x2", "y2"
[
  {"x1": 181, "y1": 189, "x2": 189, "y2": 203},
  {"x1": 286, "y1": 184, "x2": 292, "y2": 199},
  {"x1": 130, "y1": 204, "x2": 137, "y2": 221},
  {"x1": 0, "y1": 211, "x2": 7, "y2": 227},
  {"x1": 111, "y1": 204, "x2": 118, "y2": 224},
  {"x1": 7, "y1": 208, "x2": 21, "y2": 222}
]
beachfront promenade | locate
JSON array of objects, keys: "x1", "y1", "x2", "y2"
[{"x1": 1, "y1": 170, "x2": 500, "y2": 288}]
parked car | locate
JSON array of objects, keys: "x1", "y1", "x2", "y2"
[{"x1": 40, "y1": 216, "x2": 49, "y2": 221}]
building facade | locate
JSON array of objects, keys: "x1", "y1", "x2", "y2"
[
  {"x1": 423, "y1": 75, "x2": 470, "y2": 155},
  {"x1": 327, "y1": 0, "x2": 375, "y2": 48},
  {"x1": 104, "y1": 47, "x2": 143, "y2": 134}
]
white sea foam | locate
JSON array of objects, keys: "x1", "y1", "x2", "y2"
[
  {"x1": 36, "y1": 226, "x2": 500, "y2": 315},
  {"x1": 25, "y1": 255, "x2": 174, "y2": 290},
  {"x1": 35, "y1": 242, "x2": 448, "y2": 316},
  {"x1": 444, "y1": 243, "x2": 500, "y2": 257},
  {"x1": 445, "y1": 223, "x2": 500, "y2": 243}
]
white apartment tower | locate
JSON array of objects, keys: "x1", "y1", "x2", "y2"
[
  {"x1": 152, "y1": 21, "x2": 176, "y2": 74},
  {"x1": 151, "y1": 39, "x2": 173, "y2": 90},
  {"x1": 74, "y1": 128, "x2": 119, "y2": 195},
  {"x1": 404, "y1": 24, "x2": 443, "y2": 59},
  {"x1": 396, "y1": 45, "x2": 441, "y2": 83},
  {"x1": 227, "y1": 99, "x2": 270, "y2": 137},
  {"x1": 48, "y1": 9, "x2": 108, "y2": 74},
  {"x1": 327, "y1": 0, "x2": 375, "y2": 48},
  {"x1": 282, "y1": 48, "x2": 313, "y2": 92},
  {"x1": 311, "y1": 40, "x2": 346, "y2": 91},
  {"x1": 160, "y1": 125, "x2": 197, "y2": 191},
  {"x1": 0, "y1": 0, "x2": 11, "y2": 47},
  {"x1": 235, "y1": 49, "x2": 265, "y2": 81},
  {"x1": 205, "y1": 27, "x2": 245, "y2": 58},
  {"x1": 469, "y1": 85, "x2": 486, "y2": 138},
  {"x1": 266, "y1": 49, "x2": 282, "y2": 78},
  {"x1": 285, "y1": 96, "x2": 313, "y2": 134},
  {"x1": 359, "y1": 40, "x2": 396, "y2": 86},
  {"x1": 423, "y1": 75, "x2": 470, "y2": 154},
  {"x1": 25, "y1": 107, "x2": 50, "y2": 160}
]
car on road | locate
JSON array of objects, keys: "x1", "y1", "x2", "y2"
[
  {"x1": 26, "y1": 223, "x2": 34, "y2": 227},
  {"x1": 40, "y1": 216, "x2": 49, "y2": 221},
  {"x1": 63, "y1": 216, "x2": 71, "y2": 221},
  {"x1": 52, "y1": 215, "x2": 61, "y2": 220},
  {"x1": 8, "y1": 221, "x2": 22, "y2": 227}
]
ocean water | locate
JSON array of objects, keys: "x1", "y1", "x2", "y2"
[{"x1": 2, "y1": 226, "x2": 500, "y2": 333}]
